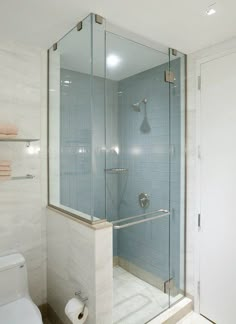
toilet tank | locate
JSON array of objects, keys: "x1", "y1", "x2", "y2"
[{"x1": 0, "y1": 254, "x2": 29, "y2": 306}]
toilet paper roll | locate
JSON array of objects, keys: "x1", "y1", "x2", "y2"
[{"x1": 65, "y1": 298, "x2": 88, "y2": 324}]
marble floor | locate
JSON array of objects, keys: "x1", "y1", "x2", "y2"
[
  {"x1": 113, "y1": 266, "x2": 182, "y2": 324},
  {"x1": 177, "y1": 312, "x2": 212, "y2": 323}
]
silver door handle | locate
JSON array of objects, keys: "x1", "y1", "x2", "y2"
[{"x1": 112, "y1": 210, "x2": 170, "y2": 229}]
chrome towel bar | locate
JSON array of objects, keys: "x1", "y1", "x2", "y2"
[{"x1": 112, "y1": 209, "x2": 170, "y2": 229}]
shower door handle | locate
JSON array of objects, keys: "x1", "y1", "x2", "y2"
[{"x1": 112, "y1": 210, "x2": 170, "y2": 229}]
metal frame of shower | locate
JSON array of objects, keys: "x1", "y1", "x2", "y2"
[{"x1": 46, "y1": 12, "x2": 188, "y2": 307}]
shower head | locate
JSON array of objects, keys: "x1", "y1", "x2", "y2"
[
  {"x1": 132, "y1": 102, "x2": 141, "y2": 112},
  {"x1": 132, "y1": 98, "x2": 147, "y2": 112}
]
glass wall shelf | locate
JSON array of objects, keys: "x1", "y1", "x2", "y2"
[{"x1": 0, "y1": 138, "x2": 39, "y2": 147}]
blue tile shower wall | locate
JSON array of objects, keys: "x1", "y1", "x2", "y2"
[
  {"x1": 60, "y1": 69, "x2": 118, "y2": 219},
  {"x1": 60, "y1": 59, "x2": 182, "y2": 286},
  {"x1": 60, "y1": 69, "x2": 92, "y2": 215},
  {"x1": 116, "y1": 59, "x2": 181, "y2": 286}
]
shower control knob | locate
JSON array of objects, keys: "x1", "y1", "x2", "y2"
[{"x1": 139, "y1": 193, "x2": 150, "y2": 208}]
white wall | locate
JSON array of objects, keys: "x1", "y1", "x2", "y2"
[
  {"x1": 186, "y1": 36, "x2": 236, "y2": 301},
  {"x1": 0, "y1": 42, "x2": 46, "y2": 306}
]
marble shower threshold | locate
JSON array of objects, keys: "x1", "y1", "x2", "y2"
[{"x1": 113, "y1": 266, "x2": 184, "y2": 324}]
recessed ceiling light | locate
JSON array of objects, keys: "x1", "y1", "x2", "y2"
[
  {"x1": 206, "y1": 3, "x2": 216, "y2": 15},
  {"x1": 107, "y1": 54, "x2": 121, "y2": 68}
]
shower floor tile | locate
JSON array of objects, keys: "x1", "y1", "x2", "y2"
[{"x1": 113, "y1": 266, "x2": 182, "y2": 324}]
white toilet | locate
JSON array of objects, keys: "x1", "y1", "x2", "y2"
[{"x1": 0, "y1": 253, "x2": 43, "y2": 324}]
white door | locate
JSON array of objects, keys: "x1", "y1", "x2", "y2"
[{"x1": 199, "y1": 52, "x2": 236, "y2": 323}]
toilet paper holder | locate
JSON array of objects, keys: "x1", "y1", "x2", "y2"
[{"x1": 75, "y1": 291, "x2": 88, "y2": 303}]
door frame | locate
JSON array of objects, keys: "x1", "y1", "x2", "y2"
[{"x1": 194, "y1": 47, "x2": 236, "y2": 314}]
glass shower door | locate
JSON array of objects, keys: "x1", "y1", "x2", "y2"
[
  {"x1": 112, "y1": 213, "x2": 171, "y2": 323},
  {"x1": 105, "y1": 32, "x2": 173, "y2": 323}
]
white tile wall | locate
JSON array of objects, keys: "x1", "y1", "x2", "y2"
[{"x1": 0, "y1": 41, "x2": 46, "y2": 305}]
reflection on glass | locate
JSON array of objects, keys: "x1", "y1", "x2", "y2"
[{"x1": 48, "y1": 14, "x2": 106, "y2": 221}]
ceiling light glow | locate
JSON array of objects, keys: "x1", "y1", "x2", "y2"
[
  {"x1": 206, "y1": 3, "x2": 216, "y2": 15},
  {"x1": 107, "y1": 54, "x2": 121, "y2": 68}
]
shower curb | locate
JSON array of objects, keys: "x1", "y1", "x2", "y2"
[{"x1": 148, "y1": 298, "x2": 192, "y2": 324}]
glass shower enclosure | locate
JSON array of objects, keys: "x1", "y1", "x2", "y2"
[
  {"x1": 48, "y1": 13, "x2": 186, "y2": 323},
  {"x1": 106, "y1": 32, "x2": 186, "y2": 323}
]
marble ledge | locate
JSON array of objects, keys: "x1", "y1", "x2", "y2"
[{"x1": 47, "y1": 206, "x2": 112, "y2": 231}]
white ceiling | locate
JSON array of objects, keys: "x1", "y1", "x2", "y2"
[{"x1": 1, "y1": 0, "x2": 236, "y2": 54}]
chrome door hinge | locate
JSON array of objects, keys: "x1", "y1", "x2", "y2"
[
  {"x1": 171, "y1": 48, "x2": 178, "y2": 56},
  {"x1": 198, "y1": 281, "x2": 200, "y2": 297},
  {"x1": 165, "y1": 70, "x2": 175, "y2": 83},
  {"x1": 164, "y1": 277, "x2": 174, "y2": 294},
  {"x1": 197, "y1": 145, "x2": 201, "y2": 159},
  {"x1": 198, "y1": 213, "x2": 201, "y2": 229},
  {"x1": 53, "y1": 43, "x2": 57, "y2": 51},
  {"x1": 198, "y1": 76, "x2": 201, "y2": 90},
  {"x1": 95, "y1": 14, "x2": 103, "y2": 24},
  {"x1": 77, "y1": 21, "x2": 83, "y2": 31}
]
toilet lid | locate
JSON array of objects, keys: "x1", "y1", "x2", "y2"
[{"x1": 0, "y1": 297, "x2": 43, "y2": 324}]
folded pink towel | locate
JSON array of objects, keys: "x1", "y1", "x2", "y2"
[
  {"x1": 0, "y1": 166, "x2": 11, "y2": 171},
  {"x1": 0, "y1": 124, "x2": 18, "y2": 135},
  {"x1": 0, "y1": 171, "x2": 11, "y2": 176},
  {"x1": 0, "y1": 176, "x2": 11, "y2": 181},
  {"x1": 0, "y1": 160, "x2": 11, "y2": 167}
]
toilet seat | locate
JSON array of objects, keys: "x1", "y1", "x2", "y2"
[{"x1": 0, "y1": 297, "x2": 42, "y2": 324}]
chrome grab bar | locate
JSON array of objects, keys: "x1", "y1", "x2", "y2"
[
  {"x1": 112, "y1": 209, "x2": 170, "y2": 229},
  {"x1": 112, "y1": 209, "x2": 169, "y2": 224}
]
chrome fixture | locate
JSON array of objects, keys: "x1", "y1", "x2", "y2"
[
  {"x1": 77, "y1": 21, "x2": 83, "y2": 31},
  {"x1": 105, "y1": 168, "x2": 128, "y2": 174},
  {"x1": 132, "y1": 98, "x2": 148, "y2": 112},
  {"x1": 206, "y1": 3, "x2": 216, "y2": 16},
  {"x1": 75, "y1": 291, "x2": 88, "y2": 303},
  {"x1": 132, "y1": 98, "x2": 151, "y2": 133},
  {"x1": 165, "y1": 70, "x2": 175, "y2": 83},
  {"x1": 11, "y1": 174, "x2": 35, "y2": 180},
  {"x1": 0, "y1": 138, "x2": 39, "y2": 147},
  {"x1": 139, "y1": 193, "x2": 150, "y2": 208},
  {"x1": 112, "y1": 209, "x2": 170, "y2": 229},
  {"x1": 74, "y1": 291, "x2": 88, "y2": 319},
  {"x1": 140, "y1": 101, "x2": 151, "y2": 133},
  {"x1": 95, "y1": 14, "x2": 104, "y2": 24}
]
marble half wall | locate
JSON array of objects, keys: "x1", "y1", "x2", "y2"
[{"x1": 47, "y1": 208, "x2": 113, "y2": 324}]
